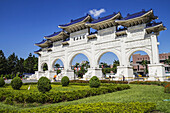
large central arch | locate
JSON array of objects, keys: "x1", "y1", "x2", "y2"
[{"x1": 68, "y1": 51, "x2": 92, "y2": 69}]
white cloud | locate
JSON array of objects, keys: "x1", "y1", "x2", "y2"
[{"x1": 89, "y1": 8, "x2": 106, "y2": 17}]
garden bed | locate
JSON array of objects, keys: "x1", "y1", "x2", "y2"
[
  {"x1": 1, "y1": 102, "x2": 156, "y2": 113},
  {"x1": 0, "y1": 84, "x2": 130, "y2": 105}
]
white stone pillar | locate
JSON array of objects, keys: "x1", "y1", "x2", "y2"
[
  {"x1": 151, "y1": 35, "x2": 159, "y2": 64},
  {"x1": 38, "y1": 55, "x2": 41, "y2": 71},
  {"x1": 64, "y1": 47, "x2": 74, "y2": 80},
  {"x1": 115, "y1": 38, "x2": 133, "y2": 80},
  {"x1": 147, "y1": 35, "x2": 165, "y2": 81},
  {"x1": 84, "y1": 42, "x2": 103, "y2": 80}
]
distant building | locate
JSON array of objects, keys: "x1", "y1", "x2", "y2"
[{"x1": 132, "y1": 53, "x2": 170, "y2": 74}]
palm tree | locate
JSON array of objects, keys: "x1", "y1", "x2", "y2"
[{"x1": 141, "y1": 60, "x2": 148, "y2": 74}]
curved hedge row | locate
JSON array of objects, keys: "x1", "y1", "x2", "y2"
[
  {"x1": 69, "y1": 80, "x2": 128, "y2": 84},
  {"x1": 0, "y1": 84, "x2": 130, "y2": 104},
  {"x1": 19, "y1": 102, "x2": 156, "y2": 113},
  {"x1": 129, "y1": 81, "x2": 169, "y2": 86}
]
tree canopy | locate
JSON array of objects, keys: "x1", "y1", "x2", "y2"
[{"x1": 0, "y1": 50, "x2": 38, "y2": 77}]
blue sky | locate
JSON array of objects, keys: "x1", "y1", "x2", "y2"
[{"x1": 0, "y1": 0, "x2": 170, "y2": 65}]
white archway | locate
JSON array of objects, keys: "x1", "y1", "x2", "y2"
[
  {"x1": 40, "y1": 62, "x2": 48, "y2": 71},
  {"x1": 96, "y1": 50, "x2": 121, "y2": 66},
  {"x1": 126, "y1": 48, "x2": 153, "y2": 65},
  {"x1": 68, "y1": 51, "x2": 92, "y2": 68},
  {"x1": 51, "y1": 57, "x2": 65, "y2": 71}
]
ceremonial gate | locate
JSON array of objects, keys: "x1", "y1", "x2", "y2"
[{"x1": 34, "y1": 9, "x2": 166, "y2": 81}]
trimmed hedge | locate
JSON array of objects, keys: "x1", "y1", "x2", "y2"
[
  {"x1": 0, "y1": 77, "x2": 5, "y2": 87},
  {"x1": 20, "y1": 102, "x2": 156, "y2": 113},
  {"x1": 129, "y1": 81, "x2": 169, "y2": 86},
  {"x1": 69, "y1": 80, "x2": 128, "y2": 84},
  {"x1": 11, "y1": 77, "x2": 23, "y2": 90},
  {"x1": 0, "y1": 84, "x2": 130, "y2": 104},
  {"x1": 100, "y1": 80, "x2": 128, "y2": 84}
]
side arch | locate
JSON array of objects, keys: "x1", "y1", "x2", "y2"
[
  {"x1": 40, "y1": 62, "x2": 49, "y2": 71},
  {"x1": 126, "y1": 48, "x2": 153, "y2": 65},
  {"x1": 96, "y1": 49, "x2": 122, "y2": 66},
  {"x1": 51, "y1": 57, "x2": 65, "y2": 71}
]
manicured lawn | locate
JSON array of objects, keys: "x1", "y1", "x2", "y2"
[
  {"x1": 0, "y1": 84, "x2": 170, "y2": 112},
  {"x1": 1, "y1": 84, "x2": 91, "y2": 93}
]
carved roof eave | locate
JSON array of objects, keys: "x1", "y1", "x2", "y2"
[
  {"x1": 61, "y1": 23, "x2": 87, "y2": 33},
  {"x1": 87, "y1": 34, "x2": 97, "y2": 39},
  {"x1": 34, "y1": 51, "x2": 42, "y2": 55},
  {"x1": 35, "y1": 41, "x2": 50, "y2": 47},
  {"x1": 44, "y1": 32, "x2": 69, "y2": 41},
  {"x1": 34, "y1": 52, "x2": 41, "y2": 55},
  {"x1": 145, "y1": 24, "x2": 167, "y2": 33},
  {"x1": 58, "y1": 15, "x2": 92, "y2": 33},
  {"x1": 115, "y1": 10, "x2": 157, "y2": 26},
  {"x1": 86, "y1": 13, "x2": 121, "y2": 30},
  {"x1": 62, "y1": 41, "x2": 69, "y2": 45}
]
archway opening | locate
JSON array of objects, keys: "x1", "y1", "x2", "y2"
[
  {"x1": 98, "y1": 52, "x2": 120, "y2": 77},
  {"x1": 129, "y1": 51, "x2": 150, "y2": 77},
  {"x1": 42, "y1": 63, "x2": 48, "y2": 71},
  {"x1": 71, "y1": 53, "x2": 90, "y2": 78},
  {"x1": 53, "y1": 59, "x2": 64, "y2": 74}
]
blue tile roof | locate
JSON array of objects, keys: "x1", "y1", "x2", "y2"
[
  {"x1": 35, "y1": 40, "x2": 47, "y2": 45},
  {"x1": 59, "y1": 15, "x2": 90, "y2": 27},
  {"x1": 44, "y1": 31, "x2": 62, "y2": 38},
  {"x1": 123, "y1": 9, "x2": 152, "y2": 20},
  {"x1": 146, "y1": 22, "x2": 162, "y2": 28},
  {"x1": 89, "y1": 13, "x2": 118, "y2": 24}
]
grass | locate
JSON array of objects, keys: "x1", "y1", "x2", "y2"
[
  {"x1": 1, "y1": 84, "x2": 91, "y2": 93},
  {"x1": 0, "y1": 84, "x2": 170, "y2": 112}
]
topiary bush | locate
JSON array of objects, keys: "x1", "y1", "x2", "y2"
[
  {"x1": 11, "y1": 77, "x2": 23, "y2": 90},
  {"x1": 0, "y1": 77, "x2": 5, "y2": 87},
  {"x1": 37, "y1": 77, "x2": 52, "y2": 93},
  {"x1": 89, "y1": 76, "x2": 100, "y2": 88},
  {"x1": 61, "y1": 76, "x2": 69, "y2": 86}
]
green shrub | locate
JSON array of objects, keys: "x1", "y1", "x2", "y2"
[
  {"x1": 61, "y1": 76, "x2": 69, "y2": 86},
  {"x1": 11, "y1": 77, "x2": 23, "y2": 90},
  {"x1": 0, "y1": 84, "x2": 130, "y2": 104},
  {"x1": 89, "y1": 76, "x2": 100, "y2": 88},
  {"x1": 37, "y1": 77, "x2": 52, "y2": 93},
  {"x1": 4, "y1": 97, "x2": 13, "y2": 105},
  {"x1": 20, "y1": 102, "x2": 156, "y2": 113},
  {"x1": 0, "y1": 77, "x2": 5, "y2": 87}
]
